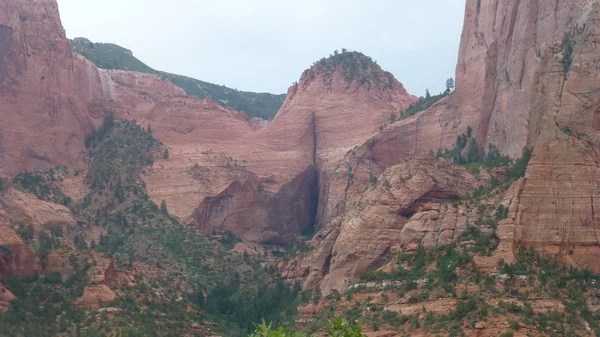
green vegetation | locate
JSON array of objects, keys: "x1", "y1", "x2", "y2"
[
  {"x1": 310, "y1": 50, "x2": 395, "y2": 90},
  {"x1": 400, "y1": 91, "x2": 449, "y2": 120},
  {"x1": 0, "y1": 274, "x2": 89, "y2": 337},
  {"x1": 158, "y1": 72, "x2": 286, "y2": 120},
  {"x1": 563, "y1": 37, "x2": 574, "y2": 73},
  {"x1": 71, "y1": 38, "x2": 155, "y2": 73},
  {"x1": 71, "y1": 38, "x2": 285, "y2": 119},
  {"x1": 331, "y1": 239, "x2": 600, "y2": 336},
  {"x1": 12, "y1": 168, "x2": 72, "y2": 206},
  {"x1": 436, "y1": 125, "x2": 533, "y2": 185},
  {"x1": 0, "y1": 177, "x2": 5, "y2": 193}
]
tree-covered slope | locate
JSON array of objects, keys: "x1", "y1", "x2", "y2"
[
  {"x1": 0, "y1": 116, "x2": 300, "y2": 336},
  {"x1": 71, "y1": 38, "x2": 285, "y2": 120}
]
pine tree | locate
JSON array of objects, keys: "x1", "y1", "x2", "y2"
[{"x1": 446, "y1": 78, "x2": 455, "y2": 93}]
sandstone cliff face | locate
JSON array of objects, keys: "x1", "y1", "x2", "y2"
[
  {"x1": 283, "y1": 0, "x2": 600, "y2": 292},
  {"x1": 510, "y1": 0, "x2": 600, "y2": 271},
  {"x1": 0, "y1": 0, "x2": 422, "y2": 246},
  {"x1": 0, "y1": 0, "x2": 95, "y2": 176},
  {"x1": 2, "y1": 0, "x2": 600, "y2": 298},
  {"x1": 186, "y1": 54, "x2": 418, "y2": 242},
  {"x1": 0, "y1": 0, "x2": 191, "y2": 176},
  {"x1": 297, "y1": 0, "x2": 600, "y2": 291},
  {"x1": 283, "y1": 157, "x2": 482, "y2": 293},
  {"x1": 441, "y1": 0, "x2": 600, "y2": 272}
]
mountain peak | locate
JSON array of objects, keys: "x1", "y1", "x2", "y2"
[{"x1": 301, "y1": 49, "x2": 396, "y2": 91}]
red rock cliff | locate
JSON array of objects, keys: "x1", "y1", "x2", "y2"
[
  {"x1": 0, "y1": 0, "x2": 95, "y2": 176},
  {"x1": 290, "y1": 0, "x2": 600, "y2": 294},
  {"x1": 186, "y1": 52, "x2": 418, "y2": 243},
  {"x1": 429, "y1": 0, "x2": 600, "y2": 273}
]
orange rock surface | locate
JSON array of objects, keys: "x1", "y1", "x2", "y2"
[{"x1": 75, "y1": 284, "x2": 116, "y2": 309}]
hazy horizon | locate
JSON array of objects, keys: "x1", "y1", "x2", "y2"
[{"x1": 56, "y1": 0, "x2": 465, "y2": 96}]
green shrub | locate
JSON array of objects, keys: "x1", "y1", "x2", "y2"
[
  {"x1": 43, "y1": 272, "x2": 62, "y2": 285},
  {"x1": 563, "y1": 38, "x2": 574, "y2": 73},
  {"x1": 401, "y1": 91, "x2": 448, "y2": 120}
]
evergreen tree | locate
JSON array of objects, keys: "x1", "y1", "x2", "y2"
[{"x1": 446, "y1": 78, "x2": 455, "y2": 93}]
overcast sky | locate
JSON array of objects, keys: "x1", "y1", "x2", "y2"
[{"x1": 56, "y1": 0, "x2": 465, "y2": 95}]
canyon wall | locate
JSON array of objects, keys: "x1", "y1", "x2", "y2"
[
  {"x1": 0, "y1": 0, "x2": 94, "y2": 175},
  {"x1": 2, "y1": 0, "x2": 600, "y2": 296},
  {"x1": 289, "y1": 0, "x2": 600, "y2": 294},
  {"x1": 450, "y1": 0, "x2": 600, "y2": 275}
]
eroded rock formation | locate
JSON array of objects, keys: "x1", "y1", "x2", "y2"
[
  {"x1": 283, "y1": 158, "x2": 483, "y2": 293},
  {"x1": 186, "y1": 53, "x2": 418, "y2": 242},
  {"x1": 0, "y1": 208, "x2": 42, "y2": 281},
  {"x1": 0, "y1": 283, "x2": 15, "y2": 313}
]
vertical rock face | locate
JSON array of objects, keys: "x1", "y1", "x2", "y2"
[
  {"x1": 263, "y1": 53, "x2": 418, "y2": 231},
  {"x1": 448, "y1": 0, "x2": 600, "y2": 271},
  {"x1": 510, "y1": 1, "x2": 600, "y2": 271},
  {"x1": 0, "y1": 0, "x2": 95, "y2": 176}
]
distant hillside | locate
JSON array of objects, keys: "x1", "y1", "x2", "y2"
[{"x1": 71, "y1": 38, "x2": 285, "y2": 120}]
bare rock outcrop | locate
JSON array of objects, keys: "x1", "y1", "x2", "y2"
[
  {"x1": 0, "y1": 283, "x2": 15, "y2": 313},
  {"x1": 2, "y1": 0, "x2": 600, "y2": 295},
  {"x1": 442, "y1": 0, "x2": 600, "y2": 271},
  {"x1": 0, "y1": 0, "x2": 95, "y2": 176},
  {"x1": 75, "y1": 284, "x2": 116, "y2": 309},
  {"x1": 0, "y1": 188, "x2": 75, "y2": 232},
  {"x1": 47, "y1": 250, "x2": 134, "y2": 309},
  {"x1": 284, "y1": 157, "x2": 481, "y2": 293},
  {"x1": 0, "y1": 208, "x2": 42, "y2": 281}
]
